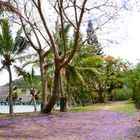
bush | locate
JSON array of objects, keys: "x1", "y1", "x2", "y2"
[
  {"x1": 111, "y1": 88, "x2": 133, "y2": 101},
  {"x1": 134, "y1": 84, "x2": 140, "y2": 108}
]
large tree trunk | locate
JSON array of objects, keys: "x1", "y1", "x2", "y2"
[
  {"x1": 59, "y1": 69, "x2": 64, "y2": 97},
  {"x1": 39, "y1": 54, "x2": 47, "y2": 112},
  {"x1": 99, "y1": 91, "x2": 104, "y2": 103},
  {"x1": 60, "y1": 96, "x2": 67, "y2": 112},
  {"x1": 8, "y1": 65, "x2": 13, "y2": 114},
  {"x1": 44, "y1": 66, "x2": 60, "y2": 113},
  {"x1": 59, "y1": 69, "x2": 68, "y2": 112}
]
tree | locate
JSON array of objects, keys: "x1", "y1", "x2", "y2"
[
  {"x1": 15, "y1": 66, "x2": 38, "y2": 112},
  {"x1": 3, "y1": 0, "x2": 127, "y2": 113},
  {"x1": 86, "y1": 20, "x2": 104, "y2": 56},
  {"x1": 127, "y1": 63, "x2": 140, "y2": 107},
  {"x1": 0, "y1": 20, "x2": 27, "y2": 114}
]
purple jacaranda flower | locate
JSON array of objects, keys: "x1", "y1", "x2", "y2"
[{"x1": 0, "y1": 111, "x2": 139, "y2": 140}]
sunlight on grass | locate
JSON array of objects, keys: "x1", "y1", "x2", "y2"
[
  {"x1": 70, "y1": 101, "x2": 137, "y2": 115},
  {"x1": 110, "y1": 102, "x2": 137, "y2": 115},
  {"x1": 70, "y1": 103, "x2": 106, "y2": 112}
]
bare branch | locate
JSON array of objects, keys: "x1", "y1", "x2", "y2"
[
  {"x1": 34, "y1": 0, "x2": 59, "y2": 58},
  {"x1": 58, "y1": 0, "x2": 67, "y2": 58},
  {"x1": 61, "y1": 0, "x2": 88, "y2": 68},
  {"x1": 44, "y1": 61, "x2": 54, "y2": 70},
  {"x1": 0, "y1": 1, "x2": 19, "y2": 15},
  {"x1": 43, "y1": 48, "x2": 51, "y2": 58}
]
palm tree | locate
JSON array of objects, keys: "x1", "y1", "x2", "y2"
[
  {"x1": 0, "y1": 20, "x2": 27, "y2": 114},
  {"x1": 15, "y1": 66, "x2": 38, "y2": 112}
]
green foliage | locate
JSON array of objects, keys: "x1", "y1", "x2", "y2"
[
  {"x1": 126, "y1": 63, "x2": 140, "y2": 108},
  {"x1": 133, "y1": 80, "x2": 140, "y2": 108},
  {"x1": 3, "y1": 75, "x2": 41, "y2": 89},
  {"x1": 0, "y1": 20, "x2": 13, "y2": 54},
  {"x1": 66, "y1": 64, "x2": 85, "y2": 85},
  {"x1": 110, "y1": 102, "x2": 136, "y2": 115},
  {"x1": 111, "y1": 88, "x2": 133, "y2": 101},
  {"x1": 70, "y1": 103, "x2": 105, "y2": 112}
]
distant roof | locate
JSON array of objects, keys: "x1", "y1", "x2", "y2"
[
  {"x1": 0, "y1": 87, "x2": 33, "y2": 102},
  {"x1": 0, "y1": 86, "x2": 9, "y2": 101}
]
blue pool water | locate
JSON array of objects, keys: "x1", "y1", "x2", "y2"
[{"x1": 0, "y1": 105, "x2": 41, "y2": 113}]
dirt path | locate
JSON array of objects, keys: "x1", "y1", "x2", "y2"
[
  {"x1": 0, "y1": 110, "x2": 140, "y2": 140},
  {"x1": 102, "y1": 101, "x2": 127, "y2": 110}
]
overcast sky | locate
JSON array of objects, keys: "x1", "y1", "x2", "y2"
[{"x1": 104, "y1": 11, "x2": 140, "y2": 64}]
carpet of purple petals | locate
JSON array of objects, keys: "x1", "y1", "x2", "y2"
[{"x1": 0, "y1": 111, "x2": 140, "y2": 140}]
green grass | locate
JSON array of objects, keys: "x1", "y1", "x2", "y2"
[
  {"x1": 110, "y1": 102, "x2": 137, "y2": 115},
  {"x1": 69, "y1": 103, "x2": 107, "y2": 112},
  {"x1": 0, "y1": 101, "x2": 137, "y2": 118},
  {"x1": 70, "y1": 101, "x2": 137, "y2": 115}
]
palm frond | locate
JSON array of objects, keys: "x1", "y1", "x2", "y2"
[
  {"x1": 13, "y1": 36, "x2": 28, "y2": 54},
  {"x1": 81, "y1": 56, "x2": 103, "y2": 67},
  {"x1": 82, "y1": 67, "x2": 100, "y2": 76},
  {"x1": 64, "y1": 23, "x2": 71, "y2": 36},
  {"x1": 16, "y1": 27, "x2": 23, "y2": 36},
  {"x1": 75, "y1": 68, "x2": 85, "y2": 85},
  {"x1": 0, "y1": 20, "x2": 13, "y2": 53},
  {"x1": 66, "y1": 64, "x2": 85, "y2": 85},
  {"x1": 14, "y1": 65, "x2": 28, "y2": 80}
]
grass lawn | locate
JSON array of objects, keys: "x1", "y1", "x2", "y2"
[
  {"x1": 0, "y1": 101, "x2": 137, "y2": 118},
  {"x1": 110, "y1": 102, "x2": 137, "y2": 115},
  {"x1": 70, "y1": 101, "x2": 137, "y2": 115},
  {"x1": 69, "y1": 103, "x2": 106, "y2": 112}
]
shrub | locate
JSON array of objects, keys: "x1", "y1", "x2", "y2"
[
  {"x1": 111, "y1": 88, "x2": 133, "y2": 101},
  {"x1": 134, "y1": 83, "x2": 140, "y2": 108}
]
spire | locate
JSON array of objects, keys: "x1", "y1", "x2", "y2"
[
  {"x1": 86, "y1": 20, "x2": 94, "y2": 38},
  {"x1": 86, "y1": 20, "x2": 94, "y2": 45},
  {"x1": 86, "y1": 20, "x2": 104, "y2": 56},
  {"x1": 87, "y1": 20, "x2": 93, "y2": 29}
]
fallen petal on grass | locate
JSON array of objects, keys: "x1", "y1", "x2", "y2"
[{"x1": 0, "y1": 110, "x2": 140, "y2": 140}]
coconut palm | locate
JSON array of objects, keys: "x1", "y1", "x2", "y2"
[
  {"x1": 0, "y1": 20, "x2": 27, "y2": 114},
  {"x1": 15, "y1": 66, "x2": 38, "y2": 112}
]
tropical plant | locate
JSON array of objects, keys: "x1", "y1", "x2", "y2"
[
  {"x1": 0, "y1": 20, "x2": 27, "y2": 114},
  {"x1": 15, "y1": 66, "x2": 40, "y2": 112},
  {"x1": 127, "y1": 63, "x2": 140, "y2": 107},
  {"x1": 4, "y1": 0, "x2": 127, "y2": 113}
]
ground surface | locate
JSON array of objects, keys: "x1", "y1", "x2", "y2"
[{"x1": 0, "y1": 103, "x2": 140, "y2": 140}]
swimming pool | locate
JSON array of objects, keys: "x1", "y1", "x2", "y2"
[{"x1": 0, "y1": 104, "x2": 41, "y2": 113}]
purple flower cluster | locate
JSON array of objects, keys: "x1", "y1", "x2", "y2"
[{"x1": 0, "y1": 111, "x2": 139, "y2": 140}]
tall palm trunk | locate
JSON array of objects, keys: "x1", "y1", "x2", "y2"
[
  {"x1": 33, "y1": 97, "x2": 37, "y2": 112},
  {"x1": 45, "y1": 65, "x2": 60, "y2": 113},
  {"x1": 30, "y1": 88, "x2": 37, "y2": 112},
  {"x1": 7, "y1": 65, "x2": 13, "y2": 114},
  {"x1": 39, "y1": 54, "x2": 47, "y2": 112}
]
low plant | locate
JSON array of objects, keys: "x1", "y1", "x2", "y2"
[{"x1": 111, "y1": 88, "x2": 133, "y2": 101}]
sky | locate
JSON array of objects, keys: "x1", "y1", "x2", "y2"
[
  {"x1": 104, "y1": 12, "x2": 140, "y2": 65},
  {"x1": 0, "y1": 1, "x2": 140, "y2": 86}
]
